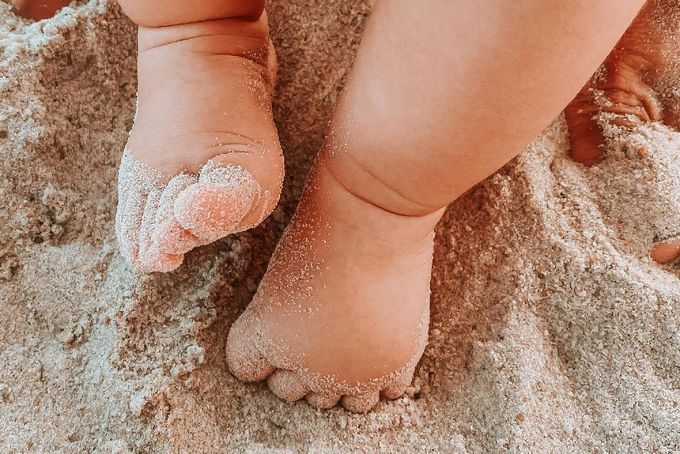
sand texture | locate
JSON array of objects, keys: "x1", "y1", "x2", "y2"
[{"x1": 1, "y1": 1, "x2": 679, "y2": 452}]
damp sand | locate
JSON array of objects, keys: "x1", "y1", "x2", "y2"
[{"x1": 1, "y1": 0, "x2": 679, "y2": 452}]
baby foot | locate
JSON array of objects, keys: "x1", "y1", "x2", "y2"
[
  {"x1": 116, "y1": 15, "x2": 283, "y2": 273},
  {"x1": 565, "y1": 0, "x2": 680, "y2": 264},
  {"x1": 226, "y1": 154, "x2": 435, "y2": 412}
]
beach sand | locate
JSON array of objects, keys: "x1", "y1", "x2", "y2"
[{"x1": 1, "y1": 1, "x2": 679, "y2": 452}]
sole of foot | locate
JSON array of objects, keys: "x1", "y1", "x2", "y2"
[
  {"x1": 116, "y1": 15, "x2": 284, "y2": 273},
  {"x1": 226, "y1": 153, "x2": 438, "y2": 413},
  {"x1": 565, "y1": 0, "x2": 680, "y2": 265}
]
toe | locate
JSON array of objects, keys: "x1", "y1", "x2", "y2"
[
  {"x1": 651, "y1": 239, "x2": 680, "y2": 264},
  {"x1": 138, "y1": 244, "x2": 183, "y2": 273},
  {"x1": 267, "y1": 370, "x2": 308, "y2": 402},
  {"x1": 226, "y1": 312, "x2": 275, "y2": 382},
  {"x1": 137, "y1": 189, "x2": 183, "y2": 273},
  {"x1": 117, "y1": 149, "x2": 182, "y2": 272},
  {"x1": 153, "y1": 174, "x2": 201, "y2": 255},
  {"x1": 154, "y1": 219, "x2": 199, "y2": 256},
  {"x1": 116, "y1": 186, "x2": 147, "y2": 270},
  {"x1": 174, "y1": 160, "x2": 260, "y2": 244},
  {"x1": 305, "y1": 392, "x2": 340, "y2": 410},
  {"x1": 341, "y1": 391, "x2": 380, "y2": 413},
  {"x1": 381, "y1": 381, "x2": 409, "y2": 400}
]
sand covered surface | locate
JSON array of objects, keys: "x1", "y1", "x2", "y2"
[{"x1": 1, "y1": 1, "x2": 679, "y2": 452}]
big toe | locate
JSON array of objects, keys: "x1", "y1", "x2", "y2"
[{"x1": 175, "y1": 159, "x2": 260, "y2": 244}]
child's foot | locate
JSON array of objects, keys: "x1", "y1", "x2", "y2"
[
  {"x1": 226, "y1": 153, "x2": 434, "y2": 413},
  {"x1": 565, "y1": 0, "x2": 680, "y2": 264},
  {"x1": 226, "y1": 0, "x2": 644, "y2": 412},
  {"x1": 116, "y1": 14, "x2": 283, "y2": 273}
]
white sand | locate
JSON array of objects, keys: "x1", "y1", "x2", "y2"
[{"x1": 1, "y1": 0, "x2": 679, "y2": 452}]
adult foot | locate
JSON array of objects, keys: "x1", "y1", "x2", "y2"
[
  {"x1": 565, "y1": 0, "x2": 680, "y2": 264},
  {"x1": 226, "y1": 152, "x2": 435, "y2": 412},
  {"x1": 116, "y1": 14, "x2": 283, "y2": 273}
]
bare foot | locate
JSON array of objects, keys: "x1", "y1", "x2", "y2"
[
  {"x1": 12, "y1": 0, "x2": 70, "y2": 19},
  {"x1": 565, "y1": 0, "x2": 680, "y2": 264},
  {"x1": 226, "y1": 151, "x2": 434, "y2": 413},
  {"x1": 116, "y1": 14, "x2": 283, "y2": 273},
  {"x1": 226, "y1": 0, "x2": 644, "y2": 412}
]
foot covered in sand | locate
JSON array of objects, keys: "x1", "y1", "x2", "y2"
[
  {"x1": 116, "y1": 14, "x2": 283, "y2": 273},
  {"x1": 226, "y1": 152, "x2": 436, "y2": 413},
  {"x1": 565, "y1": 0, "x2": 680, "y2": 264}
]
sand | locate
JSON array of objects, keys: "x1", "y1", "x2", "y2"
[{"x1": 1, "y1": 0, "x2": 679, "y2": 452}]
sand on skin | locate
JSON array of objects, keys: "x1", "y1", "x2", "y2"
[{"x1": 0, "y1": 0, "x2": 679, "y2": 452}]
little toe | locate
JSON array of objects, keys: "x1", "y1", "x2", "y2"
[
  {"x1": 116, "y1": 187, "x2": 147, "y2": 269},
  {"x1": 138, "y1": 189, "x2": 183, "y2": 273},
  {"x1": 226, "y1": 313, "x2": 275, "y2": 382},
  {"x1": 341, "y1": 391, "x2": 380, "y2": 413},
  {"x1": 138, "y1": 244, "x2": 183, "y2": 273},
  {"x1": 651, "y1": 239, "x2": 680, "y2": 264},
  {"x1": 153, "y1": 174, "x2": 200, "y2": 255},
  {"x1": 266, "y1": 370, "x2": 308, "y2": 402},
  {"x1": 154, "y1": 219, "x2": 199, "y2": 256},
  {"x1": 305, "y1": 392, "x2": 340, "y2": 410},
  {"x1": 174, "y1": 160, "x2": 260, "y2": 244}
]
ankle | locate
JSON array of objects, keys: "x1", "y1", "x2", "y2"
[
  {"x1": 320, "y1": 142, "x2": 448, "y2": 220},
  {"x1": 314, "y1": 155, "x2": 443, "y2": 247}
]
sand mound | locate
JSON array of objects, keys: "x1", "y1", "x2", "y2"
[{"x1": 1, "y1": 1, "x2": 678, "y2": 451}]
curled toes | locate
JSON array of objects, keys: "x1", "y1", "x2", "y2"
[
  {"x1": 153, "y1": 174, "x2": 200, "y2": 255},
  {"x1": 305, "y1": 392, "x2": 340, "y2": 410},
  {"x1": 266, "y1": 370, "x2": 307, "y2": 402},
  {"x1": 226, "y1": 314, "x2": 275, "y2": 382},
  {"x1": 137, "y1": 190, "x2": 183, "y2": 273},
  {"x1": 116, "y1": 149, "x2": 184, "y2": 272},
  {"x1": 341, "y1": 391, "x2": 380, "y2": 413},
  {"x1": 174, "y1": 160, "x2": 260, "y2": 243}
]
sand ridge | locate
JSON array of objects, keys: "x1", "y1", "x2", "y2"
[{"x1": 1, "y1": 0, "x2": 679, "y2": 452}]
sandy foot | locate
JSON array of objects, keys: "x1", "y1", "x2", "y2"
[
  {"x1": 565, "y1": 0, "x2": 680, "y2": 264},
  {"x1": 226, "y1": 154, "x2": 435, "y2": 413},
  {"x1": 116, "y1": 15, "x2": 284, "y2": 273}
]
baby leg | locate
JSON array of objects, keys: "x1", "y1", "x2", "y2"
[
  {"x1": 227, "y1": 0, "x2": 645, "y2": 412},
  {"x1": 115, "y1": 0, "x2": 284, "y2": 273}
]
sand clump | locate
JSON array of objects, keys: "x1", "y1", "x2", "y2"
[{"x1": 1, "y1": 0, "x2": 679, "y2": 452}]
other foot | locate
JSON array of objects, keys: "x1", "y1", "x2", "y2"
[
  {"x1": 565, "y1": 0, "x2": 680, "y2": 264},
  {"x1": 116, "y1": 15, "x2": 283, "y2": 273}
]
